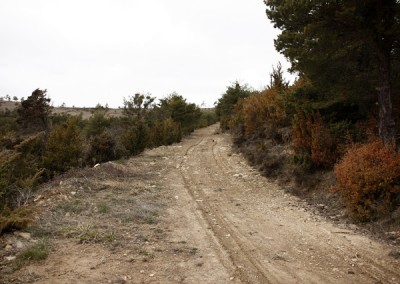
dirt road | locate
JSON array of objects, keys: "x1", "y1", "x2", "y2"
[{"x1": 2, "y1": 124, "x2": 400, "y2": 283}]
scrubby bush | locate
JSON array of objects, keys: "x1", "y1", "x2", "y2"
[
  {"x1": 122, "y1": 120, "x2": 149, "y2": 156},
  {"x1": 215, "y1": 82, "x2": 252, "y2": 130},
  {"x1": 149, "y1": 118, "x2": 182, "y2": 147},
  {"x1": 0, "y1": 133, "x2": 45, "y2": 212},
  {"x1": 0, "y1": 206, "x2": 33, "y2": 233},
  {"x1": 292, "y1": 110, "x2": 338, "y2": 169},
  {"x1": 0, "y1": 110, "x2": 18, "y2": 138},
  {"x1": 0, "y1": 117, "x2": 45, "y2": 232},
  {"x1": 87, "y1": 130, "x2": 117, "y2": 164},
  {"x1": 85, "y1": 109, "x2": 110, "y2": 137},
  {"x1": 158, "y1": 93, "x2": 202, "y2": 135},
  {"x1": 43, "y1": 116, "x2": 84, "y2": 174},
  {"x1": 334, "y1": 140, "x2": 400, "y2": 221}
]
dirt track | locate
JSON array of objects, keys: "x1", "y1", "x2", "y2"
[{"x1": 2, "y1": 124, "x2": 400, "y2": 283}]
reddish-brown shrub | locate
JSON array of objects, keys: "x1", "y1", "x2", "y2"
[
  {"x1": 334, "y1": 140, "x2": 400, "y2": 221},
  {"x1": 309, "y1": 112, "x2": 337, "y2": 167},
  {"x1": 231, "y1": 88, "x2": 285, "y2": 139},
  {"x1": 292, "y1": 110, "x2": 337, "y2": 168},
  {"x1": 292, "y1": 109, "x2": 312, "y2": 158}
]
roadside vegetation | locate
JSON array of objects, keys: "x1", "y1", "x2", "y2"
[
  {"x1": 0, "y1": 90, "x2": 217, "y2": 234},
  {"x1": 216, "y1": 0, "x2": 400, "y2": 224}
]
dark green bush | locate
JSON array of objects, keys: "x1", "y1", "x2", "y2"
[
  {"x1": 87, "y1": 130, "x2": 117, "y2": 164},
  {"x1": 43, "y1": 116, "x2": 84, "y2": 174},
  {"x1": 149, "y1": 118, "x2": 182, "y2": 147},
  {"x1": 122, "y1": 120, "x2": 149, "y2": 156},
  {"x1": 0, "y1": 133, "x2": 45, "y2": 211}
]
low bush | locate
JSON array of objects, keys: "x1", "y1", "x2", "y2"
[
  {"x1": 149, "y1": 118, "x2": 182, "y2": 147},
  {"x1": 122, "y1": 120, "x2": 149, "y2": 156},
  {"x1": 87, "y1": 130, "x2": 117, "y2": 164},
  {"x1": 0, "y1": 206, "x2": 33, "y2": 233},
  {"x1": 17, "y1": 239, "x2": 50, "y2": 261},
  {"x1": 43, "y1": 116, "x2": 84, "y2": 174},
  {"x1": 334, "y1": 140, "x2": 400, "y2": 221},
  {"x1": 0, "y1": 133, "x2": 45, "y2": 211},
  {"x1": 292, "y1": 110, "x2": 338, "y2": 169}
]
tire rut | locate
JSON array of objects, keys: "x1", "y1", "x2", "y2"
[
  {"x1": 177, "y1": 126, "x2": 400, "y2": 284},
  {"x1": 210, "y1": 136, "x2": 400, "y2": 283},
  {"x1": 180, "y1": 136, "x2": 273, "y2": 283}
]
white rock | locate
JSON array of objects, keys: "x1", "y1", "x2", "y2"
[
  {"x1": 34, "y1": 195, "x2": 42, "y2": 202},
  {"x1": 18, "y1": 232, "x2": 31, "y2": 240}
]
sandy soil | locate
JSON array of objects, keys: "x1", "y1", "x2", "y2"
[{"x1": 1, "y1": 124, "x2": 400, "y2": 283}]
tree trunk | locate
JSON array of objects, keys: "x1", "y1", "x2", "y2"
[
  {"x1": 376, "y1": 0, "x2": 396, "y2": 145},
  {"x1": 376, "y1": 48, "x2": 396, "y2": 145}
]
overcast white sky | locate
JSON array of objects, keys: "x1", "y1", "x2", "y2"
[{"x1": 0, "y1": 0, "x2": 293, "y2": 108}]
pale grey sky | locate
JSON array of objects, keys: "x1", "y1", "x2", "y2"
[{"x1": 0, "y1": 0, "x2": 293, "y2": 108}]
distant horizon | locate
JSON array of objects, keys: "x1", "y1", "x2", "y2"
[
  {"x1": 0, "y1": 96, "x2": 217, "y2": 109},
  {"x1": 0, "y1": 0, "x2": 294, "y2": 109}
]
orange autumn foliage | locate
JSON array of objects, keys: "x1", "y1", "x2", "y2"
[
  {"x1": 239, "y1": 88, "x2": 286, "y2": 138},
  {"x1": 334, "y1": 140, "x2": 400, "y2": 221},
  {"x1": 292, "y1": 110, "x2": 337, "y2": 168}
]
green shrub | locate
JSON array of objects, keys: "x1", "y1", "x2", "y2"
[
  {"x1": 334, "y1": 140, "x2": 400, "y2": 221},
  {"x1": 215, "y1": 82, "x2": 252, "y2": 131},
  {"x1": 122, "y1": 120, "x2": 149, "y2": 156},
  {"x1": 43, "y1": 116, "x2": 84, "y2": 174},
  {"x1": 17, "y1": 239, "x2": 49, "y2": 261},
  {"x1": 0, "y1": 133, "x2": 45, "y2": 210},
  {"x1": 85, "y1": 109, "x2": 110, "y2": 137},
  {"x1": 149, "y1": 118, "x2": 181, "y2": 147},
  {"x1": 0, "y1": 206, "x2": 33, "y2": 233},
  {"x1": 158, "y1": 93, "x2": 202, "y2": 135},
  {"x1": 17, "y1": 89, "x2": 52, "y2": 133},
  {"x1": 87, "y1": 130, "x2": 117, "y2": 164}
]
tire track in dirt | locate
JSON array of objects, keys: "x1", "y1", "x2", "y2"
[
  {"x1": 180, "y1": 137, "x2": 273, "y2": 283},
  {"x1": 177, "y1": 125, "x2": 400, "y2": 284},
  {"x1": 210, "y1": 134, "x2": 400, "y2": 283}
]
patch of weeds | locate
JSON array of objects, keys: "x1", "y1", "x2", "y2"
[
  {"x1": 104, "y1": 232, "x2": 115, "y2": 242},
  {"x1": 135, "y1": 234, "x2": 149, "y2": 243},
  {"x1": 0, "y1": 207, "x2": 33, "y2": 234},
  {"x1": 138, "y1": 248, "x2": 155, "y2": 261},
  {"x1": 96, "y1": 202, "x2": 111, "y2": 214},
  {"x1": 17, "y1": 239, "x2": 50, "y2": 262},
  {"x1": 130, "y1": 202, "x2": 160, "y2": 224},
  {"x1": 57, "y1": 199, "x2": 87, "y2": 214},
  {"x1": 59, "y1": 224, "x2": 114, "y2": 244},
  {"x1": 171, "y1": 246, "x2": 198, "y2": 256},
  {"x1": 189, "y1": 247, "x2": 198, "y2": 255}
]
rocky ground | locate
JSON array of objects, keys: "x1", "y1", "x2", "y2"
[{"x1": 1, "y1": 124, "x2": 400, "y2": 283}]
